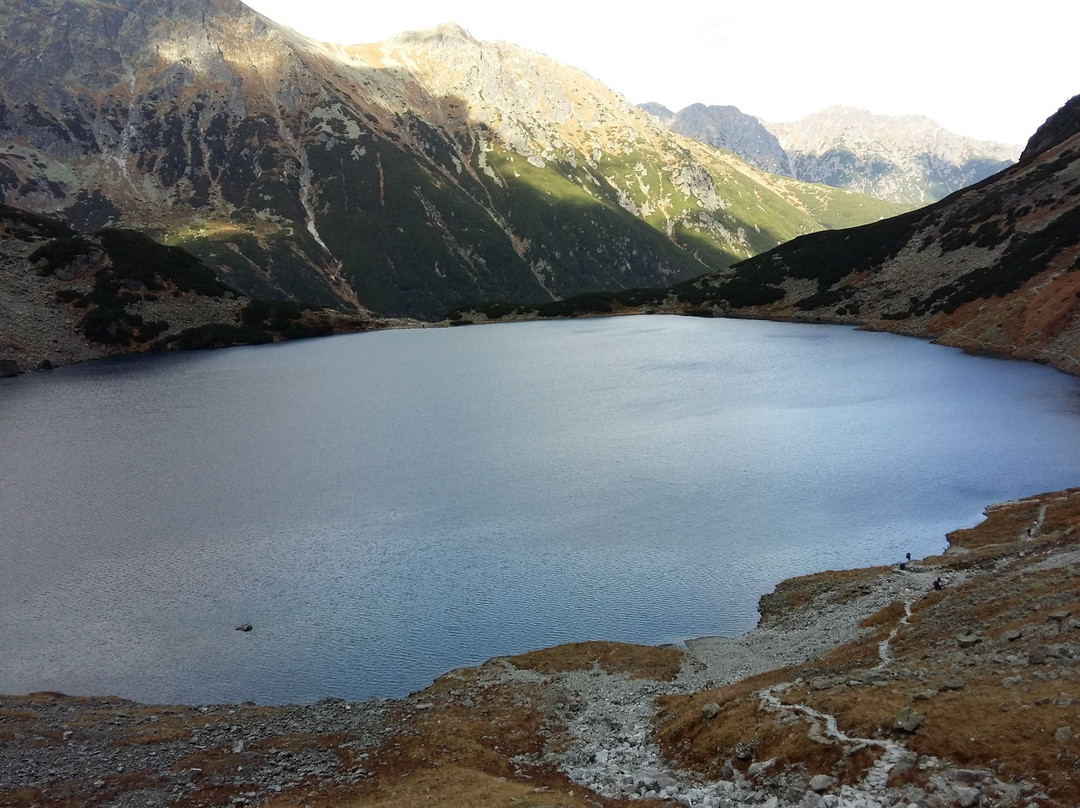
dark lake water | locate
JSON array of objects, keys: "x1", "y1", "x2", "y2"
[{"x1": 3, "y1": 316, "x2": 1080, "y2": 705}]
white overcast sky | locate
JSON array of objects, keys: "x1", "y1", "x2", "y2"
[{"x1": 243, "y1": 0, "x2": 1077, "y2": 145}]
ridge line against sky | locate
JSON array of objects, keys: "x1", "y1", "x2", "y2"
[{"x1": 242, "y1": 0, "x2": 1077, "y2": 146}]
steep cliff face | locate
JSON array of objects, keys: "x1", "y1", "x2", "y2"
[{"x1": 0, "y1": 1, "x2": 903, "y2": 319}]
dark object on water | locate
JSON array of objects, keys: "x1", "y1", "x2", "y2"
[{"x1": 236, "y1": 623, "x2": 253, "y2": 632}]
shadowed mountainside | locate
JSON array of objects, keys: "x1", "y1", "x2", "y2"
[{"x1": 0, "y1": 203, "x2": 396, "y2": 375}]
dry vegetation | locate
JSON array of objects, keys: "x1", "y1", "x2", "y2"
[
  {"x1": 656, "y1": 488, "x2": 1080, "y2": 805},
  {"x1": 508, "y1": 641, "x2": 684, "y2": 682}
]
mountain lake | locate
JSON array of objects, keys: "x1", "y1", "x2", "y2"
[{"x1": 3, "y1": 315, "x2": 1080, "y2": 704}]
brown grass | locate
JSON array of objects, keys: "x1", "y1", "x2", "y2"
[
  {"x1": 508, "y1": 641, "x2": 684, "y2": 681},
  {"x1": 314, "y1": 766, "x2": 611, "y2": 808},
  {"x1": 757, "y1": 567, "x2": 887, "y2": 621},
  {"x1": 653, "y1": 667, "x2": 864, "y2": 778}
]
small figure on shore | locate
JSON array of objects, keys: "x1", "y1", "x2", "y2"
[
  {"x1": 236, "y1": 623, "x2": 253, "y2": 632},
  {"x1": 933, "y1": 577, "x2": 944, "y2": 591},
  {"x1": 906, "y1": 552, "x2": 912, "y2": 562}
]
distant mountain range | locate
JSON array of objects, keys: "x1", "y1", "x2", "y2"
[
  {"x1": 469, "y1": 95, "x2": 1080, "y2": 376},
  {"x1": 644, "y1": 103, "x2": 1020, "y2": 205},
  {"x1": 0, "y1": 0, "x2": 904, "y2": 322}
]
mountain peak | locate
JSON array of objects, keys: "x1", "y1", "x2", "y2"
[{"x1": 388, "y1": 21, "x2": 478, "y2": 46}]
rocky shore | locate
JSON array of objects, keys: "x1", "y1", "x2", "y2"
[{"x1": 3, "y1": 488, "x2": 1079, "y2": 807}]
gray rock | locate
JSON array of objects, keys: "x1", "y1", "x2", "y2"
[
  {"x1": 1003, "y1": 629, "x2": 1023, "y2": 642},
  {"x1": 894, "y1": 706, "x2": 925, "y2": 732},
  {"x1": 808, "y1": 773, "x2": 836, "y2": 792},
  {"x1": 953, "y1": 769, "x2": 991, "y2": 783},
  {"x1": 747, "y1": 757, "x2": 776, "y2": 777},
  {"x1": 955, "y1": 785, "x2": 981, "y2": 806},
  {"x1": 956, "y1": 631, "x2": 982, "y2": 648},
  {"x1": 938, "y1": 678, "x2": 966, "y2": 691},
  {"x1": 1055, "y1": 725, "x2": 1072, "y2": 743},
  {"x1": 734, "y1": 741, "x2": 757, "y2": 760},
  {"x1": 1048, "y1": 610, "x2": 1072, "y2": 622},
  {"x1": 701, "y1": 701, "x2": 721, "y2": 719}
]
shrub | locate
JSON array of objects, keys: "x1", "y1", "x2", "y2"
[{"x1": 29, "y1": 236, "x2": 96, "y2": 275}]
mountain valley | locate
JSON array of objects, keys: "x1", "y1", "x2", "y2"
[{"x1": 4, "y1": 2, "x2": 1080, "y2": 806}]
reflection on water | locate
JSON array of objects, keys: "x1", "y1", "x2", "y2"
[{"x1": 3, "y1": 316, "x2": 1080, "y2": 704}]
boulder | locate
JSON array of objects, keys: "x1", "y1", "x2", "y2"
[
  {"x1": 953, "y1": 769, "x2": 991, "y2": 784},
  {"x1": 734, "y1": 741, "x2": 757, "y2": 760},
  {"x1": 1055, "y1": 725, "x2": 1072, "y2": 743},
  {"x1": 747, "y1": 757, "x2": 776, "y2": 777},
  {"x1": 894, "y1": 706, "x2": 925, "y2": 733},
  {"x1": 955, "y1": 785, "x2": 981, "y2": 807},
  {"x1": 956, "y1": 631, "x2": 982, "y2": 648},
  {"x1": 701, "y1": 701, "x2": 721, "y2": 720},
  {"x1": 808, "y1": 774, "x2": 836, "y2": 792}
]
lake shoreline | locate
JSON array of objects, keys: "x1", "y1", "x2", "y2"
[{"x1": 4, "y1": 486, "x2": 1080, "y2": 806}]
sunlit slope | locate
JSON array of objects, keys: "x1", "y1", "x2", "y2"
[{"x1": 0, "y1": 3, "x2": 906, "y2": 319}]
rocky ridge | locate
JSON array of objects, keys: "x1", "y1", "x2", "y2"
[
  {"x1": 646, "y1": 103, "x2": 1018, "y2": 205},
  {"x1": 766, "y1": 107, "x2": 1019, "y2": 205}
]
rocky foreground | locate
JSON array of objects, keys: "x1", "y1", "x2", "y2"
[{"x1": 3, "y1": 488, "x2": 1079, "y2": 808}]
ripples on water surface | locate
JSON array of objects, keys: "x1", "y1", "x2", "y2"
[{"x1": 3, "y1": 316, "x2": 1080, "y2": 703}]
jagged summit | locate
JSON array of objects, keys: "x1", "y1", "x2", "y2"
[
  {"x1": 386, "y1": 21, "x2": 479, "y2": 45},
  {"x1": 649, "y1": 100, "x2": 1020, "y2": 204}
]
